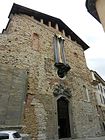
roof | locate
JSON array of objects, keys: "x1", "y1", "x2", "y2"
[
  {"x1": 86, "y1": 0, "x2": 100, "y2": 22},
  {"x1": 7, "y1": 3, "x2": 89, "y2": 50},
  {"x1": 91, "y1": 70, "x2": 105, "y2": 85}
]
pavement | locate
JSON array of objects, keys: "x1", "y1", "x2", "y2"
[
  {"x1": 60, "y1": 136, "x2": 105, "y2": 140},
  {"x1": 73, "y1": 136, "x2": 105, "y2": 140}
]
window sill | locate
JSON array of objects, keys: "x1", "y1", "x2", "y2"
[{"x1": 83, "y1": 100, "x2": 90, "y2": 103}]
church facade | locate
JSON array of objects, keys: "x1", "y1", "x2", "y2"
[{"x1": 0, "y1": 3, "x2": 102, "y2": 140}]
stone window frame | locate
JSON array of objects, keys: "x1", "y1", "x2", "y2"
[
  {"x1": 103, "y1": 96, "x2": 105, "y2": 104},
  {"x1": 97, "y1": 83, "x2": 105, "y2": 105},
  {"x1": 99, "y1": 93, "x2": 105, "y2": 105},
  {"x1": 100, "y1": 85, "x2": 103, "y2": 93},
  {"x1": 53, "y1": 35, "x2": 70, "y2": 78},
  {"x1": 83, "y1": 85, "x2": 90, "y2": 102},
  {"x1": 53, "y1": 34, "x2": 66, "y2": 64},
  {"x1": 97, "y1": 84, "x2": 100, "y2": 91},
  {"x1": 99, "y1": 94, "x2": 104, "y2": 104},
  {"x1": 98, "y1": 83, "x2": 105, "y2": 94},
  {"x1": 32, "y1": 32, "x2": 40, "y2": 51}
]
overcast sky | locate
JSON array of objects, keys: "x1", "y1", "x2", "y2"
[{"x1": 0, "y1": 0, "x2": 105, "y2": 80}]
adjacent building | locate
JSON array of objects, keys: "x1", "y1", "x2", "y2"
[
  {"x1": 86, "y1": 0, "x2": 105, "y2": 31},
  {"x1": 86, "y1": 0, "x2": 105, "y2": 136},
  {"x1": 0, "y1": 3, "x2": 103, "y2": 139},
  {"x1": 91, "y1": 70, "x2": 105, "y2": 135}
]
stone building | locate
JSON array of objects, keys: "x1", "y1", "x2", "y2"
[
  {"x1": 0, "y1": 3, "x2": 103, "y2": 140},
  {"x1": 91, "y1": 70, "x2": 105, "y2": 135},
  {"x1": 86, "y1": 0, "x2": 105, "y2": 31}
]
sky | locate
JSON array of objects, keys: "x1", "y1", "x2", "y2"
[{"x1": 0, "y1": 0, "x2": 105, "y2": 80}]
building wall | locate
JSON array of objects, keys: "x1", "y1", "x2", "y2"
[
  {"x1": 91, "y1": 71, "x2": 105, "y2": 135},
  {"x1": 96, "y1": 83, "x2": 105, "y2": 106},
  {"x1": 96, "y1": 0, "x2": 105, "y2": 31},
  {"x1": 0, "y1": 14, "x2": 102, "y2": 139}
]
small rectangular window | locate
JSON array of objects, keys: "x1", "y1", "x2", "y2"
[
  {"x1": 100, "y1": 94, "x2": 103, "y2": 104},
  {"x1": 100, "y1": 85, "x2": 103, "y2": 93},
  {"x1": 98, "y1": 85, "x2": 100, "y2": 90},
  {"x1": 103, "y1": 96, "x2": 105, "y2": 104},
  {"x1": 32, "y1": 33, "x2": 39, "y2": 51}
]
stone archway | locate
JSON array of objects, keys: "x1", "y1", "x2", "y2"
[{"x1": 53, "y1": 84, "x2": 72, "y2": 139}]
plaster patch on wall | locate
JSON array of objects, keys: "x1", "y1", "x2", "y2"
[{"x1": 31, "y1": 98, "x2": 47, "y2": 140}]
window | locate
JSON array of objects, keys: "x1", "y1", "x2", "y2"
[
  {"x1": 83, "y1": 85, "x2": 90, "y2": 102},
  {"x1": 53, "y1": 35, "x2": 66, "y2": 64},
  {"x1": 102, "y1": 122, "x2": 105, "y2": 131},
  {"x1": 103, "y1": 96, "x2": 105, "y2": 104},
  {"x1": 32, "y1": 33, "x2": 39, "y2": 51},
  {"x1": 98, "y1": 84, "x2": 100, "y2": 90},
  {"x1": 53, "y1": 35, "x2": 70, "y2": 78},
  {"x1": 100, "y1": 94, "x2": 103, "y2": 104},
  {"x1": 0, "y1": 133, "x2": 9, "y2": 139},
  {"x1": 100, "y1": 85, "x2": 103, "y2": 93}
]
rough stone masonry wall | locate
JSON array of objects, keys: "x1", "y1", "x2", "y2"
[{"x1": 0, "y1": 14, "x2": 102, "y2": 139}]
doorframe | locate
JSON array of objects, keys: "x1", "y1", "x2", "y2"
[{"x1": 55, "y1": 95, "x2": 74, "y2": 139}]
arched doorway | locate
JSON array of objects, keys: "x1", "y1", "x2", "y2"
[{"x1": 57, "y1": 97, "x2": 71, "y2": 139}]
